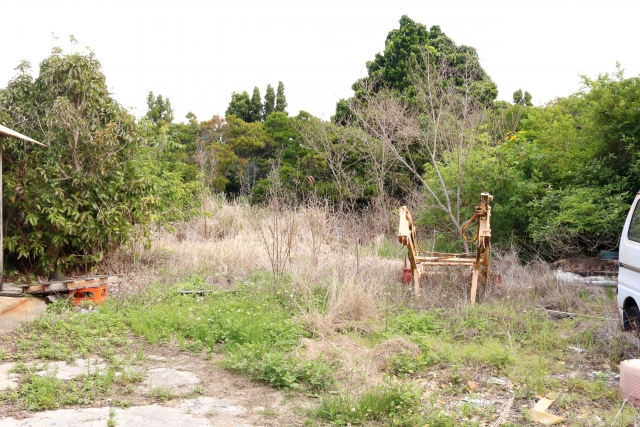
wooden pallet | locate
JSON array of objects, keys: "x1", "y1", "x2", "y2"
[
  {"x1": 0, "y1": 283, "x2": 24, "y2": 297},
  {"x1": 21, "y1": 275, "x2": 123, "y2": 295}
]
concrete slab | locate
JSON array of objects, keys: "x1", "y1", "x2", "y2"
[
  {"x1": 0, "y1": 363, "x2": 19, "y2": 390},
  {"x1": 0, "y1": 398, "x2": 250, "y2": 427},
  {"x1": 144, "y1": 367, "x2": 200, "y2": 391},
  {"x1": 147, "y1": 355, "x2": 167, "y2": 361},
  {"x1": 35, "y1": 358, "x2": 107, "y2": 380},
  {"x1": 178, "y1": 397, "x2": 246, "y2": 416},
  {"x1": 0, "y1": 296, "x2": 47, "y2": 334}
]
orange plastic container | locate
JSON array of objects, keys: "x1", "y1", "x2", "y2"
[
  {"x1": 69, "y1": 285, "x2": 108, "y2": 306},
  {"x1": 620, "y1": 359, "x2": 640, "y2": 403}
]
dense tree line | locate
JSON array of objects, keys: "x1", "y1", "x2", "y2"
[{"x1": 1, "y1": 16, "x2": 638, "y2": 273}]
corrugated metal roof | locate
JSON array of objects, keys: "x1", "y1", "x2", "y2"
[{"x1": 0, "y1": 124, "x2": 45, "y2": 146}]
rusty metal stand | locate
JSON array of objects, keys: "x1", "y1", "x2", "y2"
[{"x1": 398, "y1": 193, "x2": 493, "y2": 304}]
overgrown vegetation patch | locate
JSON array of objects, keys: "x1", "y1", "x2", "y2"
[
  {"x1": 16, "y1": 301, "x2": 130, "y2": 362},
  {"x1": 118, "y1": 276, "x2": 336, "y2": 393},
  {"x1": 1, "y1": 262, "x2": 631, "y2": 426}
]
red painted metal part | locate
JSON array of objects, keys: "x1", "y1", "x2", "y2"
[{"x1": 401, "y1": 268, "x2": 412, "y2": 284}]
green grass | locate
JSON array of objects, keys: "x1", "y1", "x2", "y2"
[
  {"x1": 107, "y1": 408, "x2": 117, "y2": 427},
  {"x1": 2, "y1": 269, "x2": 624, "y2": 424},
  {"x1": 374, "y1": 239, "x2": 404, "y2": 259},
  {"x1": 122, "y1": 276, "x2": 336, "y2": 392},
  {"x1": 149, "y1": 386, "x2": 174, "y2": 401},
  {"x1": 19, "y1": 371, "x2": 78, "y2": 410},
  {"x1": 17, "y1": 299, "x2": 130, "y2": 362},
  {"x1": 126, "y1": 278, "x2": 303, "y2": 350},
  {"x1": 3, "y1": 274, "x2": 335, "y2": 410},
  {"x1": 317, "y1": 382, "x2": 423, "y2": 426}
]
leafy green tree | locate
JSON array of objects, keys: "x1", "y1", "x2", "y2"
[
  {"x1": 275, "y1": 81, "x2": 288, "y2": 113},
  {"x1": 225, "y1": 91, "x2": 251, "y2": 122},
  {"x1": 197, "y1": 115, "x2": 272, "y2": 194},
  {"x1": 146, "y1": 91, "x2": 174, "y2": 125},
  {"x1": 185, "y1": 111, "x2": 198, "y2": 125},
  {"x1": 249, "y1": 87, "x2": 263, "y2": 123},
  {"x1": 264, "y1": 112, "x2": 297, "y2": 150},
  {"x1": 335, "y1": 16, "x2": 497, "y2": 122},
  {"x1": 0, "y1": 51, "x2": 155, "y2": 272},
  {"x1": 139, "y1": 99, "x2": 202, "y2": 221},
  {"x1": 513, "y1": 89, "x2": 533, "y2": 106},
  {"x1": 263, "y1": 84, "x2": 276, "y2": 119},
  {"x1": 134, "y1": 142, "x2": 202, "y2": 224},
  {"x1": 580, "y1": 67, "x2": 640, "y2": 192},
  {"x1": 431, "y1": 89, "x2": 631, "y2": 257}
]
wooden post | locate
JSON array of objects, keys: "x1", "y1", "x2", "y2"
[
  {"x1": 470, "y1": 267, "x2": 479, "y2": 304},
  {"x1": 480, "y1": 237, "x2": 490, "y2": 286}
]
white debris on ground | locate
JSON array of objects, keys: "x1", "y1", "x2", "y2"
[{"x1": 554, "y1": 270, "x2": 617, "y2": 286}]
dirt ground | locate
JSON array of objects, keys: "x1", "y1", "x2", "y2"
[
  {"x1": 0, "y1": 335, "x2": 316, "y2": 427},
  {"x1": 0, "y1": 295, "x2": 47, "y2": 335}
]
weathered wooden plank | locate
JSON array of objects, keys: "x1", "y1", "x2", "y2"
[
  {"x1": 20, "y1": 275, "x2": 122, "y2": 294},
  {"x1": 0, "y1": 287, "x2": 23, "y2": 297},
  {"x1": 419, "y1": 260, "x2": 475, "y2": 266},
  {"x1": 23, "y1": 282, "x2": 68, "y2": 294},
  {"x1": 66, "y1": 278, "x2": 108, "y2": 290}
]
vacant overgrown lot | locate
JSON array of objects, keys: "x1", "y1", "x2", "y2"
[{"x1": 1, "y1": 198, "x2": 637, "y2": 426}]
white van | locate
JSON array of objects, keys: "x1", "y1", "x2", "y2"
[{"x1": 618, "y1": 192, "x2": 640, "y2": 329}]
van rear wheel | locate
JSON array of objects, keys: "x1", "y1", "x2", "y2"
[{"x1": 624, "y1": 305, "x2": 640, "y2": 331}]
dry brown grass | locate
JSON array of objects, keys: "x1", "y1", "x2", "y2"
[
  {"x1": 493, "y1": 250, "x2": 609, "y2": 314},
  {"x1": 409, "y1": 250, "x2": 607, "y2": 314},
  {"x1": 371, "y1": 337, "x2": 421, "y2": 371},
  {"x1": 102, "y1": 196, "x2": 406, "y2": 329},
  {"x1": 297, "y1": 335, "x2": 421, "y2": 393},
  {"x1": 103, "y1": 198, "x2": 268, "y2": 285},
  {"x1": 299, "y1": 335, "x2": 385, "y2": 392}
]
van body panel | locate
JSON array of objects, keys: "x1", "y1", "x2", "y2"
[{"x1": 618, "y1": 195, "x2": 640, "y2": 321}]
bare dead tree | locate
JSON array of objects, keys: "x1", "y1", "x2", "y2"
[
  {"x1": 258, "y1": 162, "x2": 298, "y2": 282},
  {"x1": 294, "y1": 117, "x2": 366, "y2": 212},
  {"x1": 348, "y1": 50, "x2": 488, "y2": 253},
  {"x1": 195, "y1": 115, "x2": 227, "y2": 191},
  {"x1": 239, "y1": 160, "x2": 260, "y2": 195}
]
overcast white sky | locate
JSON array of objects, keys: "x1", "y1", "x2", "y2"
[{"x1": 2, "y1": 0, "x2": 639, "y2": 122}]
